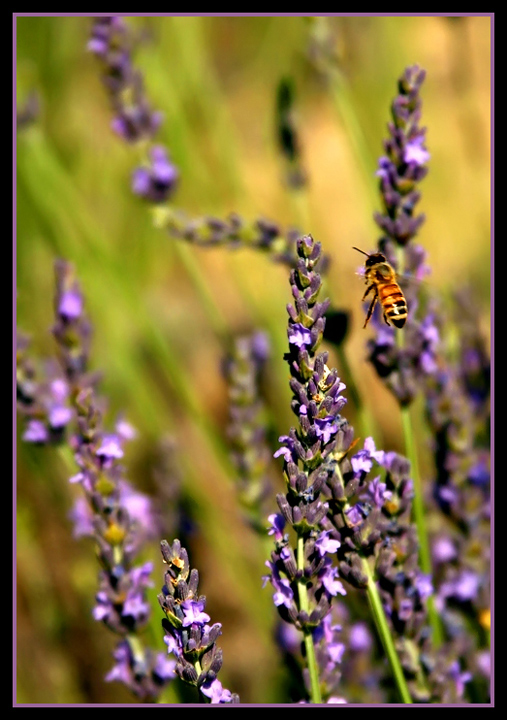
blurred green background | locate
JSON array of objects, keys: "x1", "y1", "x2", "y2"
[{"x1": 15, "y1": 15, "x2": 491, "y2": 704}]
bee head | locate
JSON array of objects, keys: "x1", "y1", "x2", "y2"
[
  {"x1": 365, "y1": 253, "x2": 386, "y2": 267},
  {"x1": 352, "y1": 247, "x2": 387, "y2": 267}
]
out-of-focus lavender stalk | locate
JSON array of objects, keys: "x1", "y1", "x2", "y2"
[
  {"x1": 18, "y1": 259, "x2": 175, "y2": 701},
  {"x1": 153, "y1": 205, "x2": 327, "y2": 272},
  {"x1": 87, "y1": 16, "x2": 329, "y2": 275},
  {"x1": 157, "y1": 539, "x2": 239, "y2": 704},
  {"x1": 222, "y1": 331, "x2": 275, "y2": 533},
  {"x1": 423, "y1": 291, "x2": 490, "y2": 701}
]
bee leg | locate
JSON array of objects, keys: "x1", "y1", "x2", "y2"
[
  {"x1": 362, "y1": 284, "x2": 375, "y2": 301},
  {"x1": 363, "y1": 293, "x2": 377, "y2": 328},
  {"x1": 383, "y1": 313, "x2": 391, "y2": 326}
]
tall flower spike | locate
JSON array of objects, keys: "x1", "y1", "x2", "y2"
[
  {"x1": 265, "y1": 234, "x2": 347, "y2": 704},
  {"x1": 19, "y1": 258, "x2": 173, "y2": 702},
  {"x1": 363, "y1": 64, "x2": 435, "y2": 408}
]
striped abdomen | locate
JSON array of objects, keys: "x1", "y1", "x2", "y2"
[{"x1": 378, "y1": 282, "x2": 407, "y2": 328}]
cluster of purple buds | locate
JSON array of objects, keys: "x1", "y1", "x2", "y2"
[
  {"x1": 158, "y1": 539, "x2": 239, "y2": 704},
  {"x1": 65, "y1": 376, "x2": 160, "y2": 621},
  {"x1": 265, "y1": 516, "x2": 346, "y2": 632},
  {"x1": 52, "y1": 258, "x2": 93, "y2": 383},
  {"x1": 87, "y1": 17, "x2": 161, "y2": 143},
  {"x1": 131, "y1": 145, "x2": 179, "y2": 203},
  {"x1": 374, "y1": 64, "x2": 429, "y2": 247},
  {"x1": 308, "y1": 610, "x2": 347, "y2": 703},
  {"x1": 325, "y1": 435, "x2": 435, "y2": 700},
  {"x1": 104, "y1": 639, "x2": 176, "y2": 701},
  {"x1": 17, "y1": 336, "x2": 74, "y2": 445},
  {"x1": 88, "y1": 17, "x2": 178, "y2": 202},
  {"x1": 17, "y1": 259, "x2": 94, "y2": 444}
]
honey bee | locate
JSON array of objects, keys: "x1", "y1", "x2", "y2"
[{"x1": 352, "y1": 247, "x2": 408, "y2": 329}]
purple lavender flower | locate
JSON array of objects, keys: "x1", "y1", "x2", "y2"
[
  {"x1": 180, "y1": 598, "x2": 211, "y2": 627},
  {"x1": 305, "y1": 605, "x2": 347, "y2": 702},
  {"x1": 22, "y1": 419, "x2": 50, "y2": 444},
  {"x1": 112, "y1": 93, "x2": 164, "y2": 144},
  {"x1": 104, "y1": 639, "x2": 176, "y2": 701},
  {"x1": 263, "y1": 560, "x2": 295, "y2": 609},
  {"x1": 200, "y1": 678, "x2": 234, "y2": 704},
  {"x1": 87, "y1": 16, "x2": 126, "y2": 58},
  {"x1": 158, "y1": 539, "x2": 239, "y2": 703},
  {"x1": 315, "y1": 530, "x2": 340, "y2": 556},
  {"x1": 404, "y1": 134, "x2": 431, "y2": 166},
  {"x1": 267, "y1": 513, "x2": 287, "y2": 542},
  {"x1": 17, "y1": 348, "x2": 75, "y2": 445},
  {"x1": 132, "y1": 145, "x2": 179, "y2": 203},
  {"x1": 18, "y1": 257, "x2": 174, "y2": 702},
  {"x1": 423, "y1": 290, "x2": 490, "y2": 699},
  {"x1": 324, "y1": 423, "x2": 438, "y2": 700},
  {"x1": 288, "y1": 322, "x2": 313, "y2": 349},
  {"x1": 350, "y1": 436, "x2": 385, "y2": 476},
  {"x1": 52, "y1": 259, "x2": 92, "y2": 383},
  {"x1": 360, "y1": 475, "x2": 393, "y2": 508},
  {"x1": 348, "y1": 622, "x2": 373, "y2": 652},
  {"x1": 89, "y1": 17, "x2": 164, "y2": 144},
  {"x1": 58, "y1": 287, "x2": 83, "y2": 320}
]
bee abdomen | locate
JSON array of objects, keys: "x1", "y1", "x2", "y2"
[{"x1": 379, "y1": 283, "x2": 407, "y2": 328}]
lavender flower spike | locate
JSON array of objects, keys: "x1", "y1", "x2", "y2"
[
  {"x1": 265, "y1": 234, "x2": 347, "y2": 703},
  {"x1": 158, "y1": 539, "x2": 240, "y2": 704},
  {"x1": 365, "y1": 65, "x2": 436, "y2": 407},
  {"x1": 40, "y1": 258, "x2": 171, "y2": 701},
  {"x1": 222, "y1": 331, "x2": 274, "y2": 532}
]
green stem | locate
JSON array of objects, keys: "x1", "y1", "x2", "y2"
[
  {"x1": 296, "y1": 534, "x2": 322, "y2": 704},
  {"x1": 400, "y1": 405, "x2": 430, "y2": 574},
  {"x1": 361, "y1": 556, "x2": 413, "y2": 704}
]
